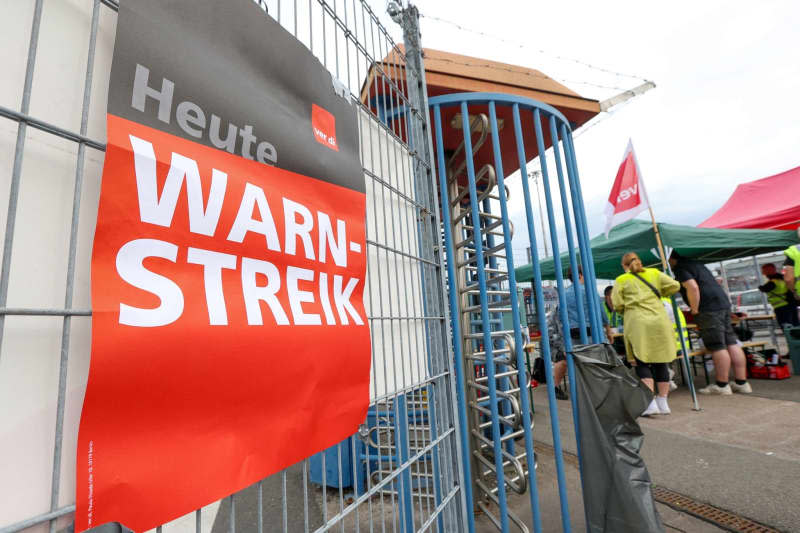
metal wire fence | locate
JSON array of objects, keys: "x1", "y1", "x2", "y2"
[{"x1": 0, "y1": 1, "x2": 466, "y2": 532}]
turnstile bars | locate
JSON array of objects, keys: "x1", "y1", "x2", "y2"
[
  {"x1": 443, "y1": 112, "x2": 534, "y2": 532},
  {"x1": 432, "y1": 93, "x2": 605, "y2": 533}
]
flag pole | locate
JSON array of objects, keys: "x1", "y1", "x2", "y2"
[
  {"x1": 648, "y1": 205, "x2": 668, "y2": 271},
  {"x1": 648, "y1": 205, "x2": 701, "y2": 411}
]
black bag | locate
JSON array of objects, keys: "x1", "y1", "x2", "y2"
[
  {"x1": 571, "y1": 344, "x2": 665, "y2": 532},
  {"x1": 735, "y1": 322, "x2": 754, "y2": 342}
]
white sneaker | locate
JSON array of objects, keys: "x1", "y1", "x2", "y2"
[
  {"x1": 655, "y1": 396, "x2": 671, "y2": 414},
  {"x1": 642, "y1": 398, "x2": 661, "y2": 416},
  {"x1": 699, "y1": 383, "x2": 732, "y2": 395},
  {"x1": 731, "y1": 381, "x2": 753, "y2": 394},
  {"x1": 669, "y1": 380, "x2": 678, "y2": 392}
]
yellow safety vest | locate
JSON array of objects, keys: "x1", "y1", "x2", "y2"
[
  {"x1": 604, "y1": 302, "x2": 623, "y2": 328},
  {"x1": 766, "y1": 278, "x2": 790, "y2": 309},
  {"x1": 662, "y1": 297, "x2": 689, "y2": 351},
  {"x1": 785, "y1": 244, "x2": 800, "y2": 293}
]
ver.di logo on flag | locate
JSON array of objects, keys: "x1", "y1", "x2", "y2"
[
  {"x1": 312, "y1": 103, "x2": 339, "y2": 151},
  {"x1": 603, "y1": 139, "x2": 650, "y2": 237}
]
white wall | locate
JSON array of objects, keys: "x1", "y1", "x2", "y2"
[{"x1": 361, "y1": 108, "x2": 429, "y2": 401}]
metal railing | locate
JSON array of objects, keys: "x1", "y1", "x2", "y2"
[{"x1": 0, "y1": 1, "x2": 465, "y2": 532}]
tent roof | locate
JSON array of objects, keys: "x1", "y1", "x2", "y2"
[
  {"x1": 515, "y1": 219, "x2": 798, "y2": 282},
  {"x1": 698, "y1": 165, "x2": 800, "y2": 230}
]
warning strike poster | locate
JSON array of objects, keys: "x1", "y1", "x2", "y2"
[{"x1": 77, "y1": 0, "x2": 370, "y2": 530}]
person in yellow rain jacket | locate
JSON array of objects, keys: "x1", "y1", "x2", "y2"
[{"x1": 612, "y1": 252, "x2": 680, "y2": 416}]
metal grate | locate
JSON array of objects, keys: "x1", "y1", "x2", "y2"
[{"x1": 652, "y1": 486, "x2": 781, "y2": 533}]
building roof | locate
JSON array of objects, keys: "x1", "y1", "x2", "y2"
[
  {"x1": 361, "y1": 46, "x2": 601, "y2": 178},
  {"x1": 361, "y1": 46, "x2": 600, "y2": 126}
]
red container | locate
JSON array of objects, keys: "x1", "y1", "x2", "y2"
[{"x1": 748, "y1": 363, "x2": 791, "y2": 380}]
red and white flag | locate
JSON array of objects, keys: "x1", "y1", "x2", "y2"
[{"x1": 604, "y1": 139, "x2": 650, "y2": 236}]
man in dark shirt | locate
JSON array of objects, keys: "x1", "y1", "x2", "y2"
[
  {"x1": 669, "y1": 251, "x2": 751, "y2": 395},
  {"x1": 758, "y1": 263, "x2": 798, "y2": 327}
]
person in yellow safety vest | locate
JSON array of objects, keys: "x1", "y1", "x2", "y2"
[
  {"x1": 782, "y1": 228, "x2": 800, "y2": 301},
  {"x1": 661, "y1": 297, "x2": 690, "y2": 352},
  {"x1": 603, "y1": 286, "x2": 623, "y2": 328},
  {"x1": 760, "y1": 263, "x2": 799, "y2": 327},
  {"x1": 661, "y1": 297, "x2": 688, "y2": 393}
]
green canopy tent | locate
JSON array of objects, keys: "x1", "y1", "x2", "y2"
[
  {"x1": 515, "y1": 219, "x2": 797, "y2": 412},
  {"x1": 515, "y1": 219, "x2": 798, "y2": 282}
]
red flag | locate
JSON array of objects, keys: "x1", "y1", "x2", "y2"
[{"x1": 604, "y1": 140, "x2": 649, "y2": 236}]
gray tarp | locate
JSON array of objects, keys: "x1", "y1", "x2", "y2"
[{"x1": 571, "y1": 343, "x2": 665, "y2": 533}]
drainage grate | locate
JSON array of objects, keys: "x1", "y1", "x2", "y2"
[{"x1": 652, "y1": 486, "x2": 781, "y2": 533}]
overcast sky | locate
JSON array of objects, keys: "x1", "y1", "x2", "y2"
[{"x1": 382, "y1": 0, "x2": 800, "y2": 266}]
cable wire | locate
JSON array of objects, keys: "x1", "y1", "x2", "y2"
[
  {"x1": 420, "y1": 12, "x2": 650, "y2": 84},
  {"x1": 573, "y1": 96, "x2": 637, "y2": 138},
  {"x1": 422, "y1": 55, "x2": 633, "y2": 93}
]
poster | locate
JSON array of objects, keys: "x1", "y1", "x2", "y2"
[{"x1": 77, "y1": 0, "x2": 370, "y2": 530}]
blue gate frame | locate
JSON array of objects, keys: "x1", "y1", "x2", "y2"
[{"x1": 430, "y1": 92, "x2": 604, "y2": 533}]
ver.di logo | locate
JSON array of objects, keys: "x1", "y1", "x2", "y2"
[{"x1": 311, "y1": 103, "x2": 338, "y2": 151}]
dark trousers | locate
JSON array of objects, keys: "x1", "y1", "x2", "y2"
[{"x1": 775, "y1": 305, "x2": 799, "y2": 327}]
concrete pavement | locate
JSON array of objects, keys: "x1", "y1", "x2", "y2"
[
  {"x1": 191, "y1": 371, "x2": 800, "y2": 532},
  {"x1": 529, "y1": 378, "x2": 800, "y2": 532},
  {"x1": 474, "y1": 441, "x2": 726, "y2": 533}
]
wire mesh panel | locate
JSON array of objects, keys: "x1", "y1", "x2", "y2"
[
  {"x1": 0, "y1": 1, "x2": 465, "y2": 532},
  {"x1": 431, "y1": 93, "x2": 603, "y2": 533}
]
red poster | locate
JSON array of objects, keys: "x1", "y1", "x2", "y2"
[{"x1": 77, "y1": 1, "x2": 369, "y2": 530}]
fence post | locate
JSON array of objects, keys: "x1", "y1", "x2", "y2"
[
  {"x1": 394, "y1": 4, "x2": 472, "y2": 532},
  {"x1": 396, "y1": 4, "x2": 433, "y2": 190}
]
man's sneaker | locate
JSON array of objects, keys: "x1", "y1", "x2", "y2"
[
  {"x1": 554, "y1": 386, "x2": 569, "y2": 401},
  {"x1": 731, "y1": 381, "x2": 753, "y2": 394},
  {"x1": 668, "y1": 380, "x2": 678, "y2": 392},
  {"x1": 699, "y1": 383, "x2": 732, "y2": 395}
]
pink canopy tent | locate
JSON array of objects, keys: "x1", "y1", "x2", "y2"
[{"x1": 699, "y1": 165, "x2": 800, "y2": 230}]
